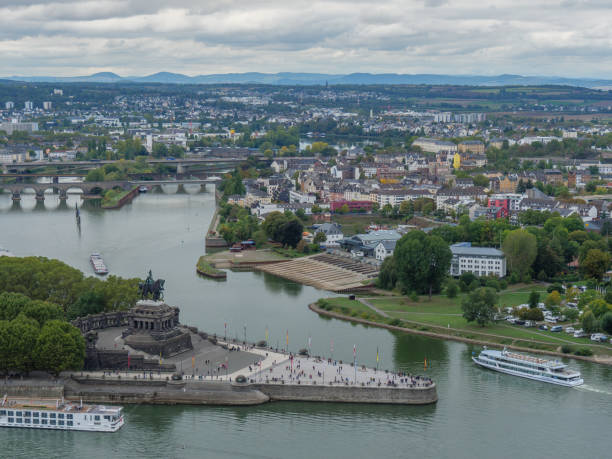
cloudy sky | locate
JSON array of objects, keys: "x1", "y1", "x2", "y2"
[{"x1": 0, "y1": 0, "x2": 610, "y2": 77}]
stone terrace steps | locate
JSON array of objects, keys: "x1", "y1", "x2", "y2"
[{"x1": 256, "y1": 254, "x2": 379, "y2": 292}]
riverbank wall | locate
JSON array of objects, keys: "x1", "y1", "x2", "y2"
[
  {"x1": 102, "y1": 187, "x2": 139, "y2": 209},
  {"x1": 253, "y1": 382, "x2": 437, "y2": 405},
  {"x1": 1, "y1": 377, "x2": 437, "y2": 406},
  {"x1": 309, "y1": 303, "x2": 612, "y2": 366},
  {"x1": 64, "y1": 378, "x2": 269, "y2": 406}
]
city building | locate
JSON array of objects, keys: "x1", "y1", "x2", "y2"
[
  {"x1": 313, "y1": 223, "x2": 344, "y2": 246},
  {"x1": 24, "y1": 101, "x2": 34, "y2": 110},
  {"x1": 458, "y1": 140, "x2": 485, "y2": 155},
  {"x1": 43, "y1": 101, "x2": 52, "y2": 110},
  {"x1": 5, "y1": 101, "x2": 14, "y2": 110},
  {"x1": 0, "y1": 120, "x2": 39, "y2": 135},
  {"x1": 413, "y1": 137, "x2": 458, "y2": 154},
  {"x1": 450, "y1": 243, "x2": 506, "y2": 277}
]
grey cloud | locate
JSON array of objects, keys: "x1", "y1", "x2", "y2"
[{"x1": 0, "y1": 0, "x2": 610, "y2": 77}]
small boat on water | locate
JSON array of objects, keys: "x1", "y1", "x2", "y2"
[
  {"x1": 90, "y1": 253, "x2": 109, "y2": 275},
  {"x1": 0, "y1": 396, "x2": 124, "y2": 432},
  {"x1": 138, "y1": 186, "x2": 149, "y2": 193},
  {"x1": 472, "y1": 347, "x2": 583, "y2": 387}
]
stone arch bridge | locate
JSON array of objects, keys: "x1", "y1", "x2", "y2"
[
  {"x1": 3, "y1": 181, "x2": 132, "y2": 201},
  {"x1": 3, "y1": 179, "x2": 216, "y2": 201}
]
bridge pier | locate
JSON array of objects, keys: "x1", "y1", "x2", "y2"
[
  {"x1": 11, "y1": 192, "x2": 21, "y2": 201},
  {"x1": 176, "y1": 163, "x2": 185, "y2": 174},
  {"x1": 177, "y1": 184, "x2": 186, "y2": 194},
  {"x1": 59, "y1": 190, "x2": 68, "y2": 201},
  {"x1": 35, "y1": 191, "x2": 46, "y2": 201}
]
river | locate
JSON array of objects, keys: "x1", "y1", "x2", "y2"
[{"x1": 0, "y1": 188, "x2": 610, "y2": 459}]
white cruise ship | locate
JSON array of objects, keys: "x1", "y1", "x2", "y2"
[
  {"x1": 473, "y1": 347, "x2": 583, "y2": 387},
  {"x1": 0, "y1": 396, "x2": 124, "y2": 432}
]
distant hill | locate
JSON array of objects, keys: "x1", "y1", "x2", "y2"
[{"x1": 5, "y1": 72, "x2": 612, "y2": 88}]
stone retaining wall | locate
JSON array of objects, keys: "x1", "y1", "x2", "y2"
[
  {"x1": 254, "y1": 383, "x2": 437, "y2": 405},
  {"x1": 0, "y1": 382, "x2": 64, "y2": 398}
]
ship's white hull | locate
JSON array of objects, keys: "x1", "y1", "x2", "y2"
[
  {"x1": 473, "y1": 357, "x2": 583, "y2": 387},
  {"x1": 0, "y1": 419, "x2": 124, "y2": 432}
]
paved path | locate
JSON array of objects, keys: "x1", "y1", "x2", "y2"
[{"x1": 358, "y1": 298, "x2": 390, "y2": 318}]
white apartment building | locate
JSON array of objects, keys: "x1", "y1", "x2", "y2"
[
  {"x1": 24, "y1": 101, "x2": 34, "y2": 110},
  {"x1": 43, "y1": 101, "x2": 52, "y2": 110},
  {"x1": 5, "y1": 101, "x2": 14, "y2": 110},
  {"x1": 413, "y1": 137, "x2": 457, "y2": 154},
  {"x1": 450, "y1": 243, "x2": 506, "y2": 278}
]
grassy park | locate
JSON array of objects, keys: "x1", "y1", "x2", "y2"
[{"x1": 315, "y1": 285, "x2": 612, "y2": 360}]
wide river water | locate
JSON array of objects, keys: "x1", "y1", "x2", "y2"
[{"x1": 0, "y1": 188, "x2": 610, "y2": 459}]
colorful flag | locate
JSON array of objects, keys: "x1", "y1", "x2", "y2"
[
  {"x1": 159, "y1": 352, "x2": 162, "y2": 365},
  {"x1": 286, "y1": 330, "x2": 289, "y2": 347},
  {"x1": 265, "y1": 327, "x2": 269, "y2": 341},
  {"x1": 353, "y1": 344, "x2": 356, "y2": 358},
  {"x1": 192, "y1": 356, "x2": 195, "y2": 369},
  {"x1": 127, "y1": 354, "x2": 131, "y2": 369},
  {"x1": 424, "y1": 358, "x2": 427, "y2": 370},
  {"x1": 376, "y1": 347, "x2": 379, "y2": 363},
  {"x1": 308, "y1": 336, "x2": 311, "y2": 350}
]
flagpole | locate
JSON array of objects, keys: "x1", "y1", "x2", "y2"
[{"x1": 353, "y1": 344, "x2": 357, "y2": 384}]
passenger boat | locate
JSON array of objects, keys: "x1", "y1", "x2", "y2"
[
  {"x1": 0, "y1": 396, "x2": 124, "y2": 432},
  {"x1": 472, "y1": 347, "x2": 583, "y2": 387},
  {"x1": 90, "y1": 253, "x2": 109, "y2": 275}
]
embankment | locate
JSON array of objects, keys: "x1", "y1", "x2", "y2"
[
  {"x1": 253, "y1": 382, "x2": 437, "y2": 405},
  {"x1": 65, "y1": 378, "x2": 268, "y2": 406},
  {"x1": 309, "y1": 303, "x2": 612, "y2": 366}
]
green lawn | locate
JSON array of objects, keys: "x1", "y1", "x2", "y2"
[{"x1": 318, "y1": 288, "x2": 612, "y2": 358}]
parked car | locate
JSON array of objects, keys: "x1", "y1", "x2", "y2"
[
  {"x1": 514, "y1": 319, "x2": 526, "y2": 326},
  {"x1": 545, "y1": 317, "x2": 557, "y2": 324},
  {"x1": 506, "y1": 317, "x2": 517, "y2": 324},
  {"x1": 565, "y1": 327, "x2": 575, "y2": 334},
  {"x1": 591, "y1": 333, "x2": 608, "y2": 342},
  {"x1": 524, "y1": 321, "x2": 536, "y2": 328},
  {"x1": 538, "y1": 325, "x2": 549, "y2": 331},
  {"x1": 573, "y1": 329, "x2": 587, "y2": 338},
  {"x1": 550, "y1": 325, "x2": 563, "y2": 332}
]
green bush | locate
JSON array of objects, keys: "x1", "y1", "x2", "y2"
[
  {"x1": 561, "y1": 345, "x2": 573, "y2": 354},
  {"x1": 574, "y1": 348, "x2": 593, "y2": 356}
]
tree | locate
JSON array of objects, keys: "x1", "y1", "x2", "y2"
[
  {"x1": 502, "y1": 229, "x2": 537, "y2": 278},
  {"x1": 313, "y1": 232, "x2": 326, "y2": 244},
  {"x1": 34, "y1": 320, "x2": 85, "y2": 376},
  {"x1": 67, "y1": 291, "x2": 106, "y2": 320},
  {"x1": 602, "y1": 312, "x2": 612, "y2": 334},
  {"x1": 473, "y1": 174, "x2": 489, "y2": 187},
  {"x1": 279, "y1": 218, "x2": 303, "y2": 248},
  {"x1": 377, "y1": 256, "x2": 398, "y2": 290},
  {"x1": 461, "y1": 287, "x2": 498, "y2": 326},
  {"x1": 581, "y1": 310, "x2": 599, "y2": 334},
  {"x1": 7, "y1": 314, "x2": 39, "y2": 374},
  {"x1": 85, "y1": 168, "x2": 105, "y2": 182},
  {"x1": 544, "y1": 291, "x2": 562, "y2": 309},
  {"x1": 394, "y1": 232, "x2": 452, "y2": 298},
  {"x1": 587, "y1": 299, "x2": 612, "y2": 318},
  {"x1": 581, "y1": 249, "x2": 610, "y2": 281},
  {"x1": 528, "y1": 290, "x2": 540, "y2": 309},
  {"x1": 446, "y1": 279, "x2": 459, "y2": 298},
  {"x1": 518, "y1": 307, "x2": 544, "y2": 321},
  {"x1": 151, "y1": 143, "x2": 168, "y2": 158}
]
